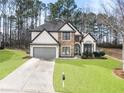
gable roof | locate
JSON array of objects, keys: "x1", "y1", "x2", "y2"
[
  {"x1": 58, "y1": 23, "x2": 75, "y2": 32},
  {"x1": 82, "y1": 33, "x2": 97, "y2": 41},
  {"x1": 31, "y1": 29, "x2": 59, "y2": 44},
  {"x1": 30, "y1": 20, "x2": 65, "y2": 32},
  {"x1": 68, "y1": 23, "x2": 82, "y2": 35}
]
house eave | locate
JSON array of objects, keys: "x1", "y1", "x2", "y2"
[
  {"x1": 30, "y1": 43, "x2": 59, "y2": 45},
  {"x1": 81, "y1": 33, "x2": 97, "y2": 42}
]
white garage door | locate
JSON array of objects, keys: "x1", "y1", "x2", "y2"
[{"x1": 33, "y1": 47, "x2": 56, "y2": 60}]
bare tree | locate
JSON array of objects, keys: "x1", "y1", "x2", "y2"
[{"x1": 102, "y1": 0, "x2": 124, "y2": 71}]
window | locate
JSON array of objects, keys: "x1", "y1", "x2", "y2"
[
  {"x1": 62, "y1": 47, "x2": 70, "y2": 55},
  {"x1": 84, "y1": 44, "x2": 92, "y2": 53},
  {"x1": 62, "y1": 32, "x2": 70, "y2": 40},
  {"x1": 75, "y1": 36, "x2": 80, "y2": 42}
]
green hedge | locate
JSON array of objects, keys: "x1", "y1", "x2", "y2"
[{"x1": 93, "y1": 51, "x2": 105, "y2": 58}]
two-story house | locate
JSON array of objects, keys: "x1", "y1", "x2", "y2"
[{"x1": 30, "y1": 20, "x2": 96, "y2": 60}]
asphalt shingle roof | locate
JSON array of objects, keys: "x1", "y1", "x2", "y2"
[{"x1": 30, "y1": 20, "x2": 65, "y2": 32}]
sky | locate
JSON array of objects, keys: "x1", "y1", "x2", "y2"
[
  {"x1": 40, "y1": 0, "x2": 112, "y2": 24},
  {"x1": 41, "y1": 0, "x2": 112, "y2": 13}
]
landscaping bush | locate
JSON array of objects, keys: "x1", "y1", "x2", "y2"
[
  {"x1": 100, "y1": 51, "x2": 105, "y2": 56},
  {"x1": 81, "y1": 51, "x2": 106, "y2": 59},
  {"x1": 93, "y1": 52, "x2": 100, "y2": 57},
  {"x1": 82, "y1": 51, "x2": 93, "y2": 59},
  {"x1": 0, "y1": 41, "x2": 4, "y2": 49},
  {"x1": 93, "y1": 51, "x2": 105, "y2": 58}
]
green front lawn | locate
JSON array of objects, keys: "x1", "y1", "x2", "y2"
[
  {"x1": 0, "y1": 49, "x2": 27, "y2": 79},
  {"x1": 54, "y1": 58, "x2": 124, "y2": 93}
]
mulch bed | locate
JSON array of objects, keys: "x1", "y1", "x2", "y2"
[{"x1": 113, "y1": 68, "x2": 124, "y2": 79}]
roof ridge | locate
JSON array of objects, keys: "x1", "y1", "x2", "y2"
[{"x1": 30, "y1": 19, "x2": 66, "y2": 32}]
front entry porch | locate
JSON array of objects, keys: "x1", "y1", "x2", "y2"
[
  {"x1": 74, "y1": 44, "x2": 81, "y2": 56},
  {"x1": 74, "y1": 43, "x2": 94, "y2": 57}
]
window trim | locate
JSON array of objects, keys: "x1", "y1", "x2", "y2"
[
  {"x1": 62, "y1": 32, "x2": 71, "y2": 40},
  {"x1": 83, "y1": 44, "x2": 92, "y2": 53}
]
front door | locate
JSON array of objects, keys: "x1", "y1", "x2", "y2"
[
  {"x1": 75, "y1": 44, "x2": 81, "y2": 55},
  {"x1": 84, "y1": 44, "x2": 92, "y2": 53}
]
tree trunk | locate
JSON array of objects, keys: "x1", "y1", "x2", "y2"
[
  {"x1": 39, "y1": 12, "x2": 41, "y2": 25},
  {"x1": 3, "y1": 16, "x2": 5, "y2": 46},
  {"x1": 35, "y1": 16, "x2": 37, "y2": 28},
  {"x1": 0, "y1": 17, "x2": 1, "y2": 32},
  {"x1": 17, "y1": 17, "x2": 20, "y2": 48},
  {"x1": 9, "y1": 18, "x2": 12, "y2": 48},
  {"x1": 122, "y1": 35, "x2": 124, "y2": 71},
  {"x1": 31, "y1": 16, "x2": 34, "y2": 29}
]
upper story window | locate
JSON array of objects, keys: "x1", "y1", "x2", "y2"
[
  {"x1": 62, "y1": 32, "x2": 70, "y2": 40},
  {"x1": 75, "y1": 36, "x2": 80, "y2": 42}
]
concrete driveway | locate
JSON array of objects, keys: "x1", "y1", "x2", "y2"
[{"x1": 0, "y1": 58, "x2": 55, "y2": 93}]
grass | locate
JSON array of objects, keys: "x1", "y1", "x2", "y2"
[
  {"x1": 54, "y1": 58, "x2": 124, "y2": 93},
  {"x1": 0, "y1": 49, "x2": 27, "y2": 79}
]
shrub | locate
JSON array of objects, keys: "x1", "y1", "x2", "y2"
[
  {"x1": 82, "y1": 51, "x2": 105, "y2": 59},
  {"x1": 93, "y1": 52, "x2": 100, "y2": 57},
  {"x1": 100, "y1": 51, "x2": 105, "y2": 56},
  {"x1": 88, "y1": 52, "x2": 93, "y2": 57},
  {"x1": 0, "y1": 41, "x2": 4, "y2": 49},
  {"x1": 82, "y1": 51, "x2": 93, "y2": 58},
  {"x1": 83, "y1": 52, "x2": 88, "y2": 58},
  {"x1": 93, "y1": 51, "x2": 105, "y2": 58}
]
